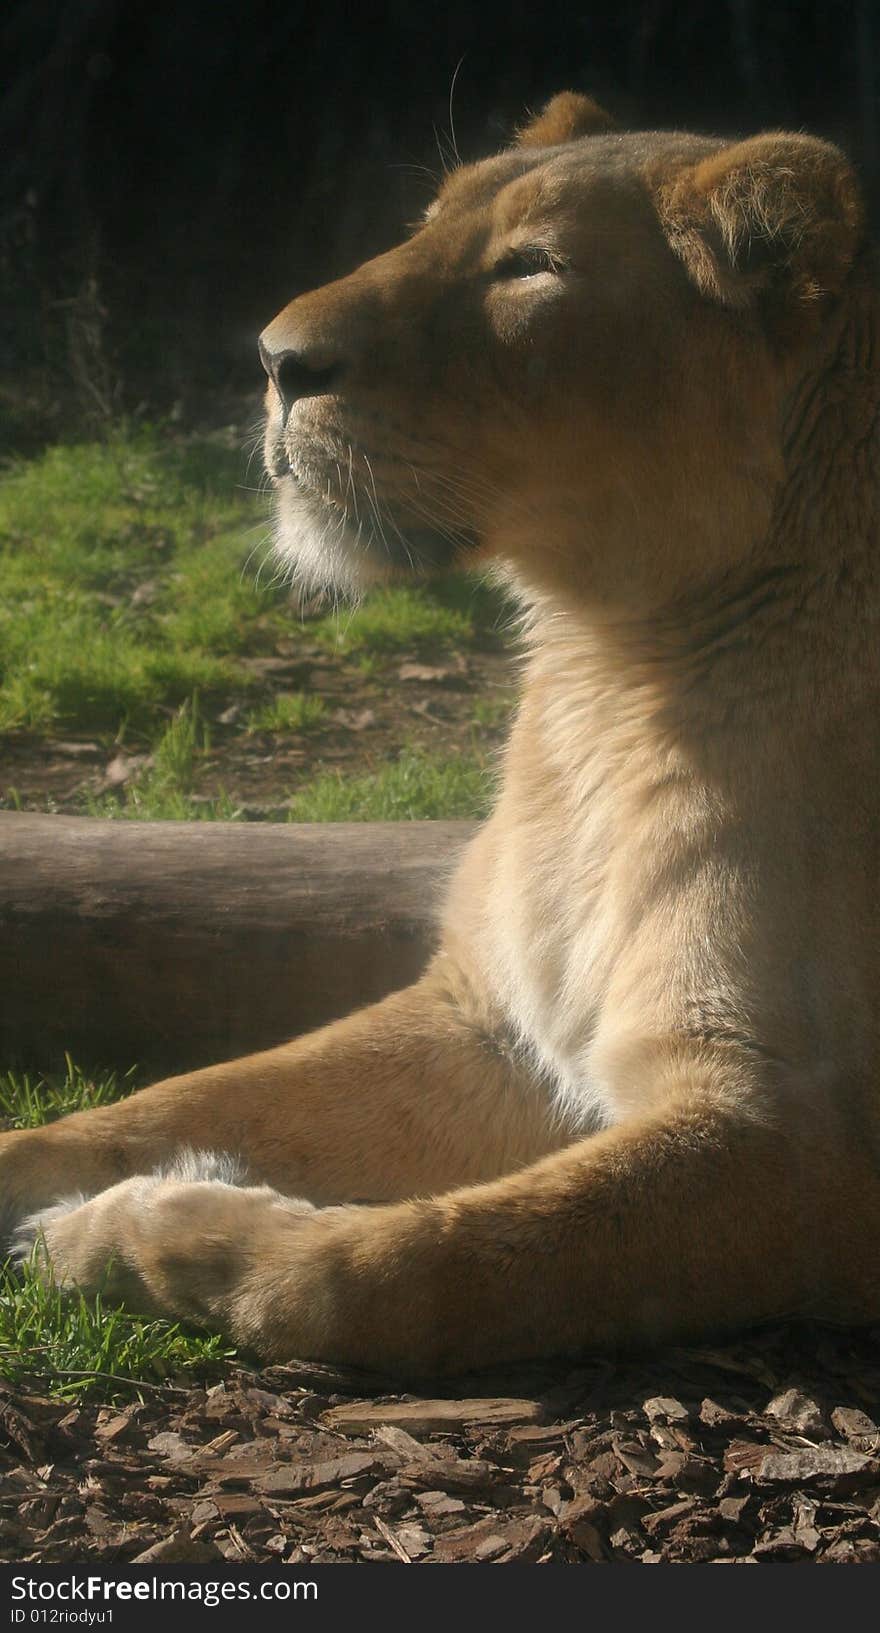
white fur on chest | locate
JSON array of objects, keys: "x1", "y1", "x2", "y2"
[
  {"x1": 475, "y1": 719, "x2": 634, "y2": 1134},
  {"x1": 464, "y1": 641, "x2": 729, "y2": 1135}
]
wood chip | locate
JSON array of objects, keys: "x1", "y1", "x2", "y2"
[
  {"x1": 189, "y1": 1499, "x2": 220, "y2": 1528},
  {"x1": 764, "y1": 1388, "x2": 829, "y2": 1439},
  {"x1": 718, "y1": 1495, "x2": 751, "y2": 1522},
  {"x1": 94, "y1": 1412, "x2": 134, "y2": 1445},
  {"x1": 613, "y1": 1437, "x2": 661, "y2": 1478},
  {"x1": 258, "y1": 1453, "x2": 381, "y2": 1496},
  {"x1": 699, "y1": 1397, "x2": 748, "y2": 1430},
  {"x1": 561, "y1": 1499, "x2": 605, "y2": 1560},
  {"x1": 641, "y1": 1499, "x2": 697, "y2": 1538},
  {"x1": 394, "y1": 1523, "x2": 432, "y2": 1559},
  {"x1": 372, "y1": 1424, "x2": 442, "y2": 1463},
  {"x1": 723, "y1": 1439, "x2": 768, "y2": 1475},
  {"x1": 320, "y1": 1397, "x2": 543, "y2": 1435},
  {"x1": 821, "y1": 1538, "x2": 880, "y2": 1563},
  {"x1": 371, "y1": 1514, "x2": 412, "y2": 1562},
  {"x1": 755, "y1": 1445, "x2": 875, "y2": 1486},
  {"x1": 398, "y1": 1456, "x2": 499, "y2": 1493},
  {"x1": 0, "y1": 1403, "x2": 38, "y2": 1463},
  {"x1": 414, "y1": 1491, "x2": 467, "y2": 1520},
  {"x1": 643, "y1": 1396, "x2": 690, "y2": 1424},
  {"x1": 203, "y1": 1429, "x2": 239, "y2": 1455},
  {"x1": 752, "y1": 1526, "x2": 807, "y2": 1560},
  {"x1": 132, "y1": 1528, "x2": 224, "y2": 1562},
  {"x1": 431, "y1": 1515, "x2": 549, "y2": 1563},
  {"x1": 830, "y1": 1406, "x2": 879, "y2": 1451},
  {"x1": 506, "y1": 1424, "x2": 569, "y2": 1461},
  {"x1": 146, "y1": 1432, "x2": 194, "y2": 1462}
]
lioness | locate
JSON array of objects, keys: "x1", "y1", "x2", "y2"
[{"x1": 4, "y1": 93, "x2": 880, "y2": 1373}]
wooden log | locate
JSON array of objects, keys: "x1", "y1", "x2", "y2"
[{"x1": 0, "y1": 813, "x2": 475, "y2": 1075}]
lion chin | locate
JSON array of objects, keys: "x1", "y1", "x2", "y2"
[
  {"x1": 272, "y1": 475, "x2": 381, "y2": 597},
  {"x1": 272, "y1": 469, "x2": 470, "y2": 597}
]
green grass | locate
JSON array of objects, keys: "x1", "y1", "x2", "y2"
[
  {"x1": 310, "y1": 574, "x2": 510, "y2": 655},
  {"x1": 1, "y1": 1257, "x2": 236, "y2": 1400},
  {"x1": 0, "y1": 1054, "x2": 137, "y2": 1130},
  {"x1": 0, "y1": 428, "x2": 278, "y2": 737},
  {"x1": 472, "y1": 693, "x2": 516, "y2": 731},
  {"x1": 288, "y1": 746, "x2": 493, "y2": 821},
  {"x1": 86, "y1": 697, "x2": 240, "y2": 820},
  {"x1": 81, "y1": 701, "x2": 493, "y2": 823},
  {"x1": 1, "y1": 1057, "x2": 237, "y2": 1399},
  {"x1": 247, "y1": 691, "x2": 327, "y2": 734},
  {"x1": 311, "y1": 586, "x2": 471, "y2": 653}
]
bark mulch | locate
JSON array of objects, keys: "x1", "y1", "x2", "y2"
[{"x1": 2, "y1": 1322, "x2": 879, "y2": 1565}]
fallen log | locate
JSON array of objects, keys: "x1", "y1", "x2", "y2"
[{"x1": 0, "y1": 813, "x2": 475, "y2": 1074}]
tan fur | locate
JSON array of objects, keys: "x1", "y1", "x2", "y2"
[{"x1": 4, "y1": 95, "x2": 880, "y2": 1372}]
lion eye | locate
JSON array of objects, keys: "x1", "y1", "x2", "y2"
[{"x1": 492, "y1": 246, "x2": 562, "y2": 280}]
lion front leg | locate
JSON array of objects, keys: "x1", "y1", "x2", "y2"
[
  {"x1": 19, "y1": 1078, "x2": 878, "y2": 1370},
  {"x1": 0, "y1": 958, "x2": 560, "y2": 1249}
]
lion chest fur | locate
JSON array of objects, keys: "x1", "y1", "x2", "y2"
[{"x1": 446, "y1": 627, "x2": 880, "y2": 1137}]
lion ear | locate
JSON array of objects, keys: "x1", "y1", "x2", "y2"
[
  {"x1": 657, "y1": 133, "x2": 864, "y2": 318},
  {"x1": 514, "y1": 91, "x2": 617, "y2": 149}
]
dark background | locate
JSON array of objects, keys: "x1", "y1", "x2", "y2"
[{"x1": 3, "y1": 0, "x2": 878, "y2": 447}]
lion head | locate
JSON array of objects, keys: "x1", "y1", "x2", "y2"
[{"x1": 260, "y1": 93, "x2": 864, "y2": 613}]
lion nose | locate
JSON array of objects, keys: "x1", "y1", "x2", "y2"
[{"x1": 258, "y1": 334, "x2": 342, "y2": 414}]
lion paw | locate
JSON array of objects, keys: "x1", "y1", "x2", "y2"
[
  {"x1": 13, "y1": 1150, "x2": 243, "y2": 1287},
  {"x1": 12, "y1": 1149, "x2": 320, "y2": 1337}
]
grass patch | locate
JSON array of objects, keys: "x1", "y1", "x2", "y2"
[
  {"x1": 247, "y1": 691, "x2": 327, "y2": 734},
  {"x1": 472, "y1": 693, "x2": 516, "y2": 731},
  {"x1": 1, "y1": 1257, "x2": 235, "y2": 1400},
  {"x1": 0, "y1": 1055, "x2": 137, "y2": 1130},
  {"x1": 310, "y1": 574, "x2": 512, "y2": 655},
  {"x1": 0, "y1": 1055, "x2": 237, "y2": 1398},
  {"x1": 83, "y1": 700, "x2": 493, "y2": 823},
  {"x1": 311, "y1": 587, "x2": 470, "y2": 653},
  {"x1": 0, "y1": 428, "x2": 278, "y2": 737},
  {"x1": 86, "y1": 697, "x2": 239, "y2": 820},
  {"x1": 288, "y1": 746, "x2": 493, "y2": 821}
]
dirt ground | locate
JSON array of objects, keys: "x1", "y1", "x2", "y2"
[
  {"x1": 2, "y1": 644, "x2": 515, "y2": 817},
  {"x1": 3, "y1": 1323, "x2": 880, "y2": 1565}
]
